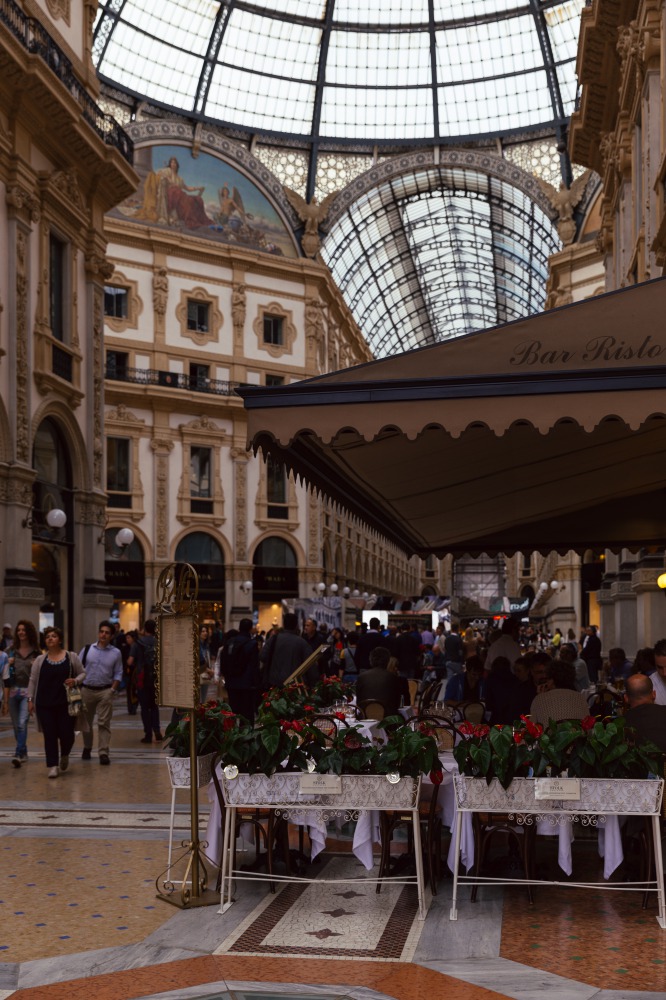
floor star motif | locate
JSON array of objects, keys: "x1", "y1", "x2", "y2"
[{"x1": 306, "y1": 928, "x2": 343, "y2": 939}]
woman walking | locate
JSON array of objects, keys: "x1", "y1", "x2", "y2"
[
  {"x1": 27, "y1": 627, "x2": 86, "y2": 778},
  {"x1": 2, "y1": 619, "x2": 41, "y2": 767}
]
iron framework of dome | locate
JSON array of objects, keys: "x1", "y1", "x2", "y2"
[{"x1": 94, "y1": 1, "x2": 585, "y2": 355}]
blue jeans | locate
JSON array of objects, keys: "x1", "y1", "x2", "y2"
[{"x1": 9, "y1": 689, "x2": 29, "y2": 757}]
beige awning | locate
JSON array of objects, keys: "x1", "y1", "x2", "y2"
[{"x1": 241, "y1": 279, "x2": 666, "y2": 556}]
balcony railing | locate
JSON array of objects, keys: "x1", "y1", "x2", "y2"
[
  {"x1": 0, "y1": 0, "x2": 133, "y2": 164},
  {"x1": 105, "y1": 365, "x2": 243, "y2": 397}
]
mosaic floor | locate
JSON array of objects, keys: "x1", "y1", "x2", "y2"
[{"x1": 1, "y1": 705, "x2": 665, "y2": 1000}]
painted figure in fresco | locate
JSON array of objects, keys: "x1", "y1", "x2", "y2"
[
  {"x1": 136, "y1": 157, "x2": 212, "y2": 229},
  {"x1": 217, "y1": 183, "x2": 246, "y2": 226}
]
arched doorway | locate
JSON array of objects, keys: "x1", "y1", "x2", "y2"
[
  {"x1": 253, "y1": 537, "x2": 298, "y2": 633},
  {"x1": 105, "y1": 530, "x2": 145, "y2": 633},
  {"x1": 31, "y1": 418, "x2": 74, "y2": 640},
  {"x1": 174, "y1": 532, "x2": 225, "y2": 621}
]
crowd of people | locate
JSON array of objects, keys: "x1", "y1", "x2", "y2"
[{"x1": 3, "y1": 612, "x2": 666, "y2": 774}]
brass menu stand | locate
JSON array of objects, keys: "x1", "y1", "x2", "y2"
[{"x1": 154, "y1": 562, "x2": 219, "y2": 908}]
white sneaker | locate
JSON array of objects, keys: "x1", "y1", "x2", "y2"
[
  {"x1": 48, "y1": 766, "x2": 59, "y2": 779},
  {"x1": 59, "y1": 755, "x2": 69, "y2": 772}
]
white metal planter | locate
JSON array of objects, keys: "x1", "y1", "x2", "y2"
[
  {"x1": 453, "y1": 775, "x2": 663, "y2": 816},
  {"x1": 166, "y1": 752, "x2": 216, "y2": 789},
  {"x1": 221, "y1": 771, "x2": 419, "y2": 810}
]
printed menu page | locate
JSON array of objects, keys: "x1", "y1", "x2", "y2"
[{"x1": 158, "y1": 614, "x2": 197, "y2": 708}]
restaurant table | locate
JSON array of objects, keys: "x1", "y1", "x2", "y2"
[
  {"x1": 216, "y1": 772, "x2": 428, "y2": 918},
  {"x1": 448, "y1": 775, "x2": 665, "y2": 927}
]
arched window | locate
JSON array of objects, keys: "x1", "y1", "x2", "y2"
[
  {"x1": 176, "y1": 532, "x2": 224, "y2": 564},
  {"x1": 253, "y1": 537, "x2": 297, "y2": 567},
  {"x1": 253, "y1": 537, "x2": 298, "y2": 598}
]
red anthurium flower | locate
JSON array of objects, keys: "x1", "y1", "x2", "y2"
[
  {"x1": 513, "y1": 731, "x2": 524, "y2": 744},
  {"x1": 474, "y1": 724, "x2": 490, "y2": 738},
  {"x1": 581, "y1": 715, "x2": 596, "y2": 731},
  {"x1": 335, "y1": 711, "x2": 346, "y2": 721},
  {"x1": 429, "y1": 769, "x2": 444, "y2": 785},
  {"x1": 459, "y1": 721, "x2": 475, "y2": 736},
  {"x1": 304, "y1": 704, "x2": 315, "y2": 712}
]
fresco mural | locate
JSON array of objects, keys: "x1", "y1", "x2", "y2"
[{"x1": 110, "y1": 144, "x2": 297, "y2": 258}]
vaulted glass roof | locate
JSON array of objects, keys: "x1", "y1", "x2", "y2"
[
  {"x1": 94, "y1": 0, "x2": 583, "y2": 357},
  {"x1": 93, "y1": 1, "x2": 583, "y2": 147},
  {"x1": 322, "y1": 166, "x2": 560, "y2": 355}
]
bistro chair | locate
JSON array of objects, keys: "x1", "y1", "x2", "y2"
[
  {"x1": 311, "y1": 713, "x2": 344, "y2": 740},
  {"x1": 210, "y1": 752, "x2": 290, "y2": 893},
  {"x1": 413, "y1": 715, "x2": 459, "y2": 751},
  {"x1": 359, "y1": 699, "x2": 387, "y2": 721},
  {"x1": 462, "y1": 701, "x2": 486, "y2": 724}
]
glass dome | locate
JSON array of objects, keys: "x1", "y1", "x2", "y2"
[{"x1": 93, "y1": 1, "x2": 583, "y2": 147}]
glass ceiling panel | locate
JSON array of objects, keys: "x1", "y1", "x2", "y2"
[
  {"x1": 223, "y1": 9, "x2": 321, "y2": 82},
  {"x1": 94, "y1": 0, "x2": 583, "y2": 142},
  {"x1": 327, "y1": 30, "x2": 432, "y2": 87},
  {"x1": 335, "y1": 0, "x2": 430, "y2": 24},
  {"x1": 322, "y1": 166, "x2": 560, "y2": 357}
]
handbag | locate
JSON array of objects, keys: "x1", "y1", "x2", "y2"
[{"x1": 64, "y1": 656, "x2": 83, "y2": 717}]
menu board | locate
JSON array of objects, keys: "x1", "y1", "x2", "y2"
[{"x1": 157, "y1": 613, "x2": 197, "y2": 708}]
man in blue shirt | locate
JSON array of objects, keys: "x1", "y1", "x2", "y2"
[{"x1": 79, "y1": 621, "x2": 123, "y2": 764}]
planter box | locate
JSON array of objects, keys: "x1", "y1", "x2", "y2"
[
  {"x1": 453, "y1": 774, "x2": 663, "y2": 815},
  {"x1": 165, "y1": 752, "x2": 216, "y2": 789},
  {"x1": 221, "y1": 771, "x2": 419, "y2": 809}
]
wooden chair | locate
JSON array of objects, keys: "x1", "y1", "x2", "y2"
[
  {"x1": 462, "y1": 701, "x2": 486, "y2": 724},
  {"x1": 210, "y1": 753, "x2": 290, "y2": 893},
  {"x1": 377, "y1": 775, "x2": 443, "y2": 894},
  {"x1": 359, "y1": 699, "x2": 387, "y2": 721},
  {"x1": 470, "y1": 813, "x2": 535, "y2": 904},
  {"x1": 413, "y1": 715, "x2": 459, "y2": 751},
  {"x1": 312, "y1": 714, "x2": 344, "y2": 739}
]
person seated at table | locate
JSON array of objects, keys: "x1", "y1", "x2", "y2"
[
  {"x1": 387, "y1": 654, "x2": 411, "y2": 707},
  {"x1": 356, "y1": 645, "x2": 403, "y2": 717},
  {"x1": 529, "y1": 659, "x2": 589, "y2": 725},
  {"x1": 484, "y1": 656, "x2": 515, "y2": 725},
  {"x1": 558, "y1": 642, "x2": 590, "y2": 692},
  {"x1": 633, "y1": 646, "x2": 655, "y2": 676},
  {"x1": 444, "y1": 655, "x2": 486, "y2": 707},
  {"x1": 606, "y1": 647, "x2": 633, "y2": 685},
  {"x1": 623, "y1": 673, "x2": 666, "y2": 752}
]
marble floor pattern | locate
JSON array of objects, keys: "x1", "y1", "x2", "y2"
[{"x1": 1, "y1": 706, "x2": 665, "y2": 1000}]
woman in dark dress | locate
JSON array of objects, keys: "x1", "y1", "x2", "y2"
[{"x1": 27, "y1": 626, "x2": 86, "y2": 779}]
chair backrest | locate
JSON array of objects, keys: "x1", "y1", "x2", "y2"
[
  {"x1": 312, "y1": 714, "x2": 338, "y2": 740},
  {"x1": 360, "y1": 699, "x2": 386, "y2": 721},
  {"x1": 419, "y1": 680, "x2": 439, "y2": 710},
  {"x1": 462, "y1": 701, "x2": 485, "y2": 724},
  {"x1": 415, "y1": 715, "x2": 459, "y2": 750}
]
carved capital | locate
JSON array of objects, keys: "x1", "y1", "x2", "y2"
[
  {"x1": 6, "y1": 185, "x2": 40, "y2": 223},
  {"x1": 85, "y1": 252, "x2": 114, "y2": 281},
  {"x1": 151, "y1": 437, "x2": 174, "y2": 454}
]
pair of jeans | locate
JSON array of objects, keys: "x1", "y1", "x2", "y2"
[{"x1": 9, "y1": 689, "x2": 29, "y2": 757}]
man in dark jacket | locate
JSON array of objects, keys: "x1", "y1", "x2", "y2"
[
  {"x1": 581, "y1": 625, "x2": 602, "y2": 683},
  {"x1": 128, "y1": 620, "x2": 162, "y2": 744},
  {"x1": 260, "y1": 613, "x2": 317, "y2": 687},
  {"x1": 219, "y1": 619, "x2": 260, "y2": 723},
  {"x1": 623, "y1": 673, "x2": 666, "y2": 752},
  {"x1": 355, "y1": 617, "x2": 388, "y2": 672},
  {"x1": 356, "y1": 646, "x2": 403, "y2": 717}
]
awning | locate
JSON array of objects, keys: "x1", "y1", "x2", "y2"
[{"x1": 240, "y1": 278, "x2": 666, "y2": 557}]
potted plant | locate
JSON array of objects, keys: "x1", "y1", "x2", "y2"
[
  {"x1": 256, "y1": 683, "x2": 313, "y2": 724},
  {"x1": 452, "y1": 715, "x2": 663, "y2": 813},
  {"x1": 164, "y1": 698, "x2": 237, "y2": 787}
]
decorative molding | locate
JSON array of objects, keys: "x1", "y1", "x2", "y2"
[
  {"x1": 150, "y1": 437, "x2": 174, "y2": 560},
  {"x1": 85, "y1": 251, "x2": 115, "y2": 282},
  {"x1": 252, "y1": 300, "x2": 296, "y2": 358},
  {"x1": 232, "y1": 282, "x2": 246, "y2": 353},
  {"x1": 153, "y1": 266, "x2": 168, "y2": 317},
  {"x1": 92, "y1": 285, "x2": 103, "y2": 488},
  {"x1": 232, "y1": 451, "x2": 248, "y2": 562},
  {"x1": 105, "y1": 403, "x2": 145, "y2": 424},
  {"x1": 45, "y1": 0, "x2": 71, "y2": 25},
  {"x1": 305, "y1": 297, "x2": 326, "y2": 370},
  {"x1": 6, "y1": 185, "x2": 40, "y2": 223},
  {"x1": 104, "y1": 270, "x2": 143, "y2": 333},
  {"x1": 176, "y1": 286, "x2": 223, "y2": 346},
  {"x1": 15, "y1": 227, "x2": 30, "y2": 463},
  {"x1": 49, "y1": 168, "x2": 84, "y2": 210},
  {"x1": 254, "y1": 458, "x2": 298, "y2": 532}
]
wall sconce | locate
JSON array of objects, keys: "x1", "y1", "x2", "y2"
[
  {"x1": 240, "y1": 579, "x2": 253, "y2": 594},
  {"x1": 22, "y1": 506, "x2": 67, "y2": 530},
  {"x1": 102, "y1": 526, "x2": 135, "y2": 559}
]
